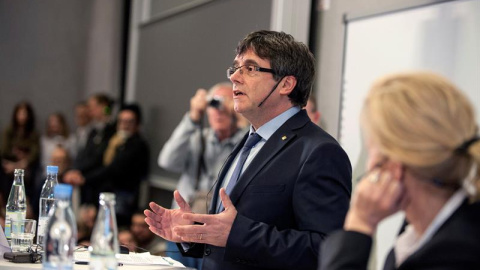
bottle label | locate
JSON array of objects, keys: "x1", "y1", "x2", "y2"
[
  {"x1": 4, "y1": 211, "x2": 26, "y2": 239},
  {"x1": 37, "y1": 217, "x2": 49, "y2": 241}
]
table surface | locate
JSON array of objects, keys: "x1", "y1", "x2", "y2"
[{"x1": 0, "y1": 259, "x2": 196, "y2": 270}]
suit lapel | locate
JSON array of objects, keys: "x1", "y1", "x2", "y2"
[
  {"x1": 208, "y1": 132, "x2": 248, "y2": 213},
  {"x1": 228, "y1": 110, "x2": 309, "y2": 207}
]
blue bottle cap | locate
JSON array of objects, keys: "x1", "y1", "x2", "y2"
[
  {"x1": 54, "y1": 183, "x2": 72, "y2": 198},
  {"x1": 46, "y1": 166, "x2": 59, "y2": 174}
]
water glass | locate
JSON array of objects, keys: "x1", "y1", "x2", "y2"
[{"x1": 11, "y1": 219, "x2": 36, "y2": 252}]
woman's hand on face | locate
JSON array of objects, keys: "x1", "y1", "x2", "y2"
[{"x1": 344, "y1": 170, "x2": 407, "y2": 236}]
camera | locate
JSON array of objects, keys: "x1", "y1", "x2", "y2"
[{"x1": 207, "y1": 96, "x2": 224, "y2": 109}]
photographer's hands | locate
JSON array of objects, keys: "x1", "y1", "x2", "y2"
[{"x1": 189, "y1": 89, "x2": 208, "y2": 123}]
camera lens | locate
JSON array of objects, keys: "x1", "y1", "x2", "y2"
[{"x1": 208, "y1": 97, "x2": 223, "y2": 109}]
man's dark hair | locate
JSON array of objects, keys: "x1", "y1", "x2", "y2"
[
  {"x1": 235, "y1": 30, "x2": 315, "y2": 107},
  {"x1": 92, "y1": 93, "x2": 114, "y2": 116},
  {"x1": 120, "y1": 103, "x2": 142, "y2": 125}
]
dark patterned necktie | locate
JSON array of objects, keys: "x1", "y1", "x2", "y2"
[{"x1": 218, "y1": 133, "x2": 262, "y2": 212}]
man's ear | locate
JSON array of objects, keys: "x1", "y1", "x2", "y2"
[{"x1": 279, "y1": 75, "x2": 297, "y2": 96}]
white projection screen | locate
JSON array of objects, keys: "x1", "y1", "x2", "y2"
[{"x1": 339, "y1": 0, "x2": 480, "y2": 269}]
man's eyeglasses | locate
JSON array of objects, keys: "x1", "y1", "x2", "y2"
[{"x1": 226, "y1": 65, "x2": 275, "y2": 79}]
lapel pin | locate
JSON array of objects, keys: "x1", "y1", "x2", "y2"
[{"x1": 282, "y1": 136, "x2": 287, "y2": 141}]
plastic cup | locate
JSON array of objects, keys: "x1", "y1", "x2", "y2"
[{"x1": 10, "y1": 219, "x2": 36, "y2": 252}]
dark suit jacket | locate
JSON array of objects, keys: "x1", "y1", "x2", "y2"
[
  {"x1": 74, "y1": 122, "x2": 115, "y2": 204},
  {"x1": 83, "y1": 133, "x2": 149, "y2": 190},
  {"x1": 319, "y1": 199, "x2": 480, "y2": 270},
  {"x1": 83, "y1": 133, "x2": 149, "y2": 217},
  {"x1": 180, "y1": 110, "x2": 352, "y2": 270}
]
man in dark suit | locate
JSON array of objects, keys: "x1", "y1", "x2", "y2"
[
  {"x1": 145, "y1": 30, "x2": 352, "y2": 270},
  {"x1": 65, "y1": 103, "x2": 149, "y2": 226},
  {"x1": 64, "y1": 94, "x2": 116, "y2": 205}
]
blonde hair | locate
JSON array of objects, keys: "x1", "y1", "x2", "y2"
[{"x1": 361, "y1": 72, "x2": 480, "y2": 200}]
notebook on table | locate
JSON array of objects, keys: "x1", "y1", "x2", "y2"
[{"x1": 0, "y1": 225, "x2": 12, "y2": 260}]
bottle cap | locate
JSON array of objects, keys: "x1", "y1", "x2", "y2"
[
  {"x1": 14, "y1": 169, "x2": 24, "y2": 176},
  {"x1": 54, "y1": 183, "x2": 73, "y2": 198},
  {"x1": 46, "y1": 166, "x2": 59, "y2": 174},
  {"x1": 99, "y1": 192, "x2": 116, "y2": 203}
]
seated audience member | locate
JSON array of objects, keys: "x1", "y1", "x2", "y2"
[
  {"x1": 49, "y1": 146, "x2": 81, "y2": 215},
  {"x1": 49, "y1": 145, "x2": 72, "y2": 181},
  {"x1": 65, "y1": 93, "x2": 115, "y2": 205},
  {"x1": 1, "y1": 101, "x2": 40, "y2": 205},
  {"x1": 119, "y1": 227, "x2": 138, "y2": 253},
  {"x1": 32, "y1": 145, "x2": 74, "y2": 218},
  {"x1": 130, "y1": 212, "x2": 164, "y2": 255},
  {"x1": 77, "y1": 204, "x2": 97, "y2": 246},
  {"x1": 319, "y1": 72, "x2": 480, "y2": 270},
  {"x1": 305, "y1": 95, "x2": 321, "y2": 126},
  {"x1": 40, "y1": 112, "x2": 76, "y2": 169},
  {"x1": 64, "y1": 104, "x2": 149, "y2": 226}
]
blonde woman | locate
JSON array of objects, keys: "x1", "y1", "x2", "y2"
[{"x1": 320, "y1": 72, "x2": 480, "y2": 269}]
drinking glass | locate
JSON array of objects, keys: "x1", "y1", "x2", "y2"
[{"x1": 11, "y1": 219, "x2": 36, "y2": 252}]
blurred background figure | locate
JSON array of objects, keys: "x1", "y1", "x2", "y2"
[
  {"x1": 64, "y1": 104, "x2": 149, "y2": 226},
  {"x1": 130, "y1": 211, "x2": 164, "y2": 255},
  {"x1": 49, "y1": 145, "x2": 72, "y2": 181},
  {"x1": 118, "y1": 227, "x2": 138, "y2": 253},
  {"x1": 77, "y1": 204, "x2": 97, "y2": 246},
  {"x1": 49, "y1": 145, "x2": 81, "y2": 215},
  {"x1": 1, "y1": 101, "x2": 40, "y2": 212},
  {"x1": 65, "y1": 93, "x2": 115, "y2": 206},
  {"x1": 305, "y1": 95, "x2": 321, "y2": 126},
  {"x1": 32, "y1": 145, "x2": 74, "y2": 218},
  {"x1": 73, "y1": 101, "x2": 92, "y2": 154},
  {"x1": 319, "y1": 72, "x2": 480, "y2": 269},
  {"x1": 158, "y1": 82, "x2": 245, "y2": 269},
  {"x1": 159, "y1": 82, "x2": 244, "y2": 213},
  {"x1": 40, "y1": 112, "x2": 76, "y2": 169}
]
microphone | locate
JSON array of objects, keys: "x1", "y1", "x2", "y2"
[{"x1": 257, "y1": 76, "x2": 285, "y2": 107}]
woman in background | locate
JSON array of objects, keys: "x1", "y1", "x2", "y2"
[
  {"x1": 1, "y1": 101, "x2": 40, "y2": 207},
  {"x1": 40, "y1": 112, "x2": 76, "y2": 169},
  {"x1": 319, "y1": 72, "x2": 480, "y2": 269}
]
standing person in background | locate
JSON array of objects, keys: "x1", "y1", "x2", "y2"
[
  {"x1": 319, "y1": 72, "x2": 480, "y2": 270},
  {"x1": 145, "y1": 30, "x2": 352, "y2": 270},
  {"x1": 64, "y1": 93, "x2": 115, "y2": 205},
  {"x1": 64, "y1": 104, "x2": 149, "y2": 226},
  {"x1": 1, "y1": 101, "x2": 40, "y2": 208},
  {"x1": 158, "y1": 82, "x2": 245, "y2": 269},
  {"x1": 34, "y1": 114, "x2": 75, "y2": 217},
  {"x1": 305, "y1": 95, "x2": 321, "y2": 126},
  {"x1": 73, "y1": 102, "x2": 92, "y2": 154}
]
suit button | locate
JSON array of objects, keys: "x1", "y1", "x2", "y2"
[{"x1": 204, "y1": 247, "x2": 211, "y2": 256}]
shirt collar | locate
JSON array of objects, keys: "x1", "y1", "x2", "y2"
[{"x1": 249, "y1": 106, "x2": 301, "y2": 140}]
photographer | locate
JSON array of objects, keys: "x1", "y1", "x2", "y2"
[{"x1": 158, "y1": 82, "x2": 245, "y2": 269}]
